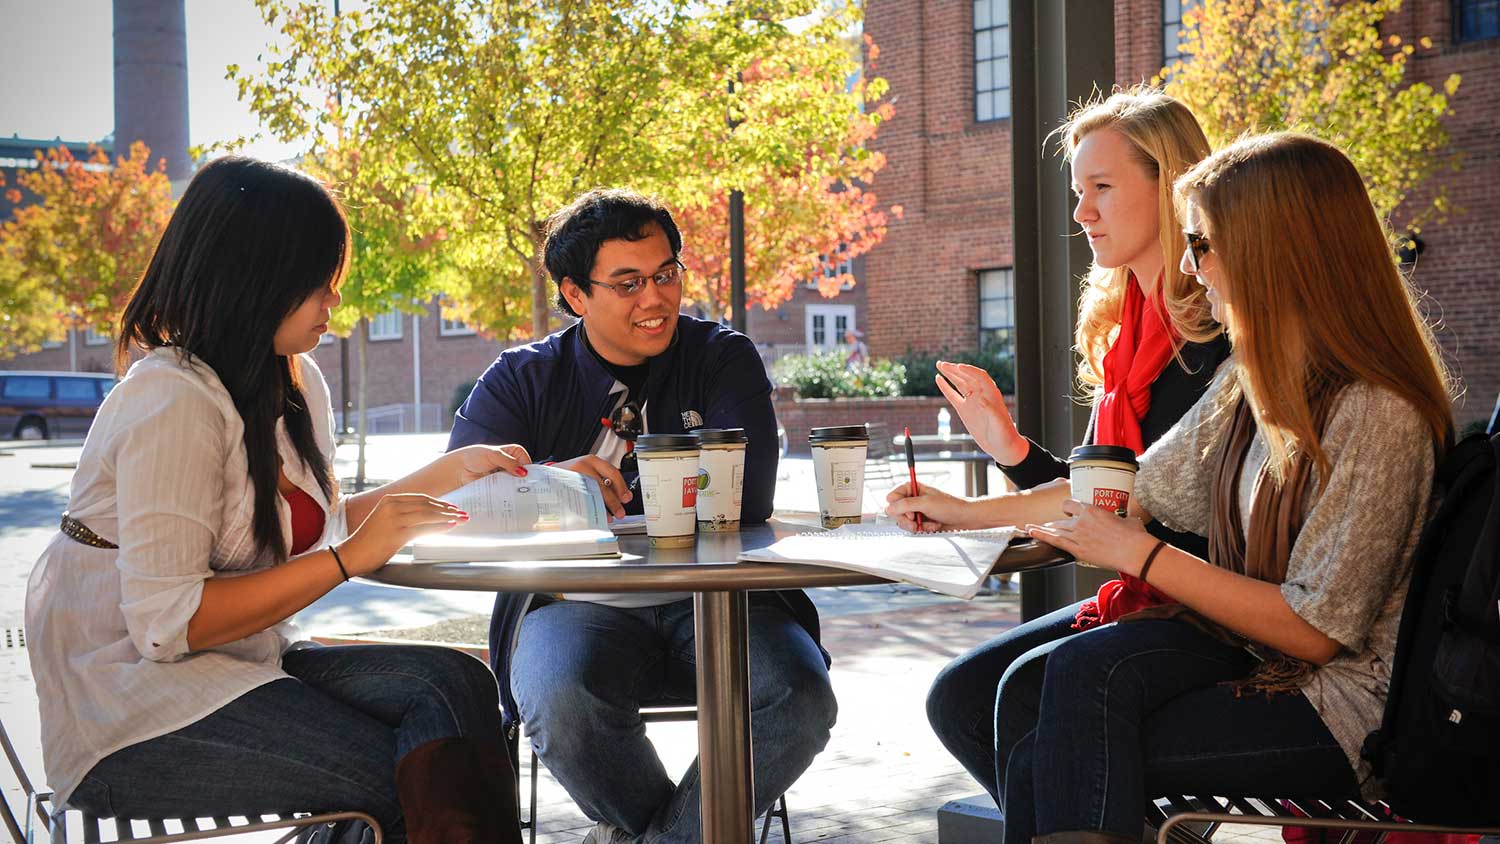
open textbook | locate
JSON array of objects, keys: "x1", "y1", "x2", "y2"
[
  {"x1": 737, "y1": 524, "x2": 1019, "y2": 600},
  {"x1": 407, "y1": 464, "x2": 620, "y2": 563}
]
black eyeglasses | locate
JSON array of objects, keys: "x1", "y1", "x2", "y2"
[
  {"x1": 606, "y1": 400, "x2": 644, "y2": 442},
  {"x1": 1183, "y1": 231, "x2": 1212, "y2": 274},
  {"x1": 586, "y1": 261, "x2": 685, "y2": 298}
]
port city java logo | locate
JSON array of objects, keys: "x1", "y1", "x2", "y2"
[
  {"x1": 1093, "y1": 487, "x2": 1130, "y2": 517},
  {"x1": 682, "y1": 476, "x2": 699, "y2": 508}
]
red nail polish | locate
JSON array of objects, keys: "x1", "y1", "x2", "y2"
[{"x1": 517, "y1": 467, "x2": 528, "y2": 476}]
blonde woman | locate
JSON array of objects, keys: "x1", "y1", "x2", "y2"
[
  {"x1": 895, "y1": 87, "x2": 1227, "y2": 800},
  {"x1": 998, "y1": 132, "x2": 1451, "y2": 843}
]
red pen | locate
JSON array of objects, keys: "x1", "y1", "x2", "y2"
[{"x1": 904, "y1": 426, "x2": 924, "y2": 530}]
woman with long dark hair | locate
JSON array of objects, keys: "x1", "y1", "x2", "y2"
[{"x1": 26, "y1": 156, "x2": 523, "y2": 843}]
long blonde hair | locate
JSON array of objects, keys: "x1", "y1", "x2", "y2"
[
  {"x1": 1059, "y1": 86, "x2": 1218, "y2": 389},
  {"x1": 1175, "y1": 132, "x2": 1452, "y2": 479}
]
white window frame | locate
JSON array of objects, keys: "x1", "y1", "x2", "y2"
[
  {"x1": 84, "y1": 326, "x2": 111, "y2": 346},
  {"x1": 974, "y1": 0, "x2": 1011, "y2": 122},
  {"x1": 1163, "y1": 0, "x2": 1200, "y2": 66},
  {"x1": 802, "y1": 254, "x2": 856, "y2": 291},
  {"x1": 367, "y1": 310, "x2": 404, "y2": 341},
  {"x1": 979, "y1": 267, "x2": 1015, "y2": 354},
  {"x1": 805, "y1": 304, "x2": 856, "y2": 352},
  {"x1": 439, "y1": 316, "x2": 476, "y2": 337}
]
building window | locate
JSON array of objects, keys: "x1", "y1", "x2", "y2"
[
  {"x1": 1163, "y1": 0, "x2": 1199, "y2": 66},
  {"x1": 978, "y1": 268, "x2": 1015, "y2": 354},
  {"x1": 368, "y1": 310, "x2": 404, "y2": 341},
  {"x1": 806, "y1": 304, "x2": 856, "y2": 351},
  {"x1": 41, "y1": 337, "x2": 64, "y2": 349},
  {"x1": 84, "y1": 326, "x2": 111, "y2": 346},
  {"x1": 319, "y1": 330, "x2": 336, "y2": 345},
  {"x1": 440, "y1": 316, "x2": 476, "y2": 337},
  {"x1": 802, "y1": 253, "x2": 855, "y2": 291},
  {"x1": 1457, "y1": 0, "x2": 1500, "y2": 42},
  {"x1": 974, "y1": 0, "x2": 1011, "y2": 122}
]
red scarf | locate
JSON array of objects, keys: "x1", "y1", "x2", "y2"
[{"x1": 1074, "y1": 273, "x2": 1178, "y2": 630}]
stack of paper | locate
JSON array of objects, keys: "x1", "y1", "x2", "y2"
[{"x1": 737, "y1": 524, "x2": 1019, "y2": 599}]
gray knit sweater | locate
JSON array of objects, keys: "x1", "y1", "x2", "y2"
[{"x1": 1136, "y1": 362, "x2": 1436, "y2": 798}]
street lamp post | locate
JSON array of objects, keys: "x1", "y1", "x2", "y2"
[{"x1": 727, "y1": 75, "x2": 747, "y2": 334}]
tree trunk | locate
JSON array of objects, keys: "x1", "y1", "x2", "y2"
[
  {"x1": 355, "y1": 319, "x2": 370, "y2": 492},
  {"x1": 530, "y1": 263, "x2": 549, "y2": 340}
]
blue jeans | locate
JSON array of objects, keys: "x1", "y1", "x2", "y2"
[
  {"x1": 70, "y1": 644, "x2": 508, "y2": 844},
  {"x1": 926, "y1": 600, "x2": 1084, "y2": 801},
  {"x1": 996, "y1": 619, "x2": 1359, "y2": 844},
  {"x1": 510, "y1": 597, "x2": 837, "y2": 844}
]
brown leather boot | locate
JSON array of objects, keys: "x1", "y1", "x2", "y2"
[{"x1": 394, "y1": 737, "x2": 522, "y2": 844}]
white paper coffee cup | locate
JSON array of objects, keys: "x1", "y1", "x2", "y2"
[
  {"x1": 1068, "y1": 445, "x2": 1139, "y2": 518},
  {"x1": 809, "y1": 425, "x2": 869, "y2": 529},
  {"x1": 636, "y1": 434, "x2": 701, "y2": 548},
  {"x1": 694, "y1": 428, "x2": 747, "y2": 532}
]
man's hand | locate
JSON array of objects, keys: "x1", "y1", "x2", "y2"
[{"x1": 554, "y1": 455, "x2": 632, "y2": 519}]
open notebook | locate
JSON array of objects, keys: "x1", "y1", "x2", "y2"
[
  {"x1": 407, "y1": 464, "x2": 620, "y2": 563},
  {"x1": 738, "y1": 524, "x2": 1019, "y2": 599}
]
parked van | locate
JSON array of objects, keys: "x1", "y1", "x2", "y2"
[{"x1": 0, "y1": 371, "x2": 115, "y2": 440}]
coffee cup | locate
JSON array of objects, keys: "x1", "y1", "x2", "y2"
[
  {"x1": 1068, "y1": 445, "x2": 1138, "y2": 518},
  {"x1": 693, "y1": 428, "x2": 747, "y2": 532},
  {"x1": 809, "y1": 425, "x2": 869, "y2": 529},
  {"x1": 635, "y1": 434, "x2": 701, "y2": 548}
]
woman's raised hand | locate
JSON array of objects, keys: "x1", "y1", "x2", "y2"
[
  {"x1": 340, "y1": 494, "x2": 469, "y2": 575},
  {"x1": 935, "y1": 361, "x2": 1029, "y2": 466}
]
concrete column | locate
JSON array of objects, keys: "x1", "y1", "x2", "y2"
[{"x1": 113, "y1": 0, "x2": 191, "y2": 182}]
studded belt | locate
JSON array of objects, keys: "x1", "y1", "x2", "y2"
[{"x1": 60, "y1": 513, "x2": 118, "y2": 550}]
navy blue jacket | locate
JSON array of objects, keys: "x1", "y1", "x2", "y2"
[{"x1": 447, "y1": 315, "x2": 822, "y2": 728}]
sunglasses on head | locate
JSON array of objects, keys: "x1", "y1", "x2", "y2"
[{"x1": 1183, "y1": 231, "x2": 1212, "y2": 274}]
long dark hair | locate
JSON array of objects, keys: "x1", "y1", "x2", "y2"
[{"x1": 116, "y1": 156, "x2": 349, "y2": 560}]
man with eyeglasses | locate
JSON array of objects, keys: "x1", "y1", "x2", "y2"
[{"x1": 448, "y1": 188, "x2": 835, "y2": 844}]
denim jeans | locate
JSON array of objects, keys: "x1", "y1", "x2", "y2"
[
  {"x1": 510, "y1": 597, "x2": 837, "y2": 844},
  {"x1": 995, "y1": 619, "x2": 1359, "y2": 844},
  {"x1": 926, "y1": 600, "x2": 1084, "y2": 801},
  {"x1": 69, "y1": 644, "x2": 508, "y2": 844}
]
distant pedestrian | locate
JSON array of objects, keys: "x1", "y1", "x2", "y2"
[{"x1": 843, "y1": 328, "x2": 868, "y2": 368}]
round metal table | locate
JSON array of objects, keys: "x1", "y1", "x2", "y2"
[{"x1": 363, "y1": 514, "x2": 1069, "y2": 844}]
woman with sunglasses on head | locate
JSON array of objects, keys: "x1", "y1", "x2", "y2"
[
  {"x1": 889, "y1": 86, "x2": 1229, "y2": 803},
  {"x1": 986, "y1": 132, "x2": 1451, "y2": 843},
  {"x1": 25, "y1": 156, "x2": 526, "y2": 844}
]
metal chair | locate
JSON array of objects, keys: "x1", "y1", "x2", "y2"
[
  {"x1": 1147, "y1": 794, "x2": 1500, "y2": 844},
  {"x1": 0, "y1": 626, "x2": 383, "y2": 844},
  {"x1": 514, "y1": 706, "x2": 793, "y2": 844}
]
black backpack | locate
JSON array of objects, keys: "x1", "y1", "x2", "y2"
[{"x1": 1362, "y1": 421, "x2": 1500, "y2": 823}]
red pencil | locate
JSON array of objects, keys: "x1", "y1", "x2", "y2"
[{"x1": 904, "y1": 426, "x2": 924, "y2": 530}]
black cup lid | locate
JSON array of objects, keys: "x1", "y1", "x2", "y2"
[
  {"x1": 808, "y1": 424, "x2": 870, "y2": 442},
  {"x1": 1068, "y1": 444, "x2": 1137, "y2": 465},
  {"x1": 694, "y1": 428, "x2": 748, "y2": 444},
  {"x1": 635, "y1": 433, "x2": 701, "y2": 451}
]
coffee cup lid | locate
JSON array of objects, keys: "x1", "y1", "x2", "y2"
[
  {"x1": 809, "y1": 425, "x2": 870, "y2": 442},
  {"x1": 636, "y1": 433, "x2": 701, "y2": 452},
  {"x1": 1068, "y1": 444, "x2": 1138, "y2": 466},
  {"x1": 694, "y1": 428, "x2": 748, "y2": 444}
]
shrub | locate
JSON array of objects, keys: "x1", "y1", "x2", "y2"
[
  {"x1": 773, "y1": 351, "x2": 906, "y2": 399},
  {"x1": 896, "y1": 346, "x2": 1015, "y2": 397}
]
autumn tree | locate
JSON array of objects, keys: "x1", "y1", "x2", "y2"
[
  {"x1": 1162, "y1": 0, "x2": 1460, "y2": 233},
  {"x1": 0, "y1": 143, "x2": 173, "y2": 357},
  {"x1": 231, "y1": 0, "x2": 892, "y2": 338},
  {"x1": 674, "y1": 41, "x2": 901, "y2": 319}
]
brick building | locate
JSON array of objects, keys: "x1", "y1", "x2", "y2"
[{"x1": 862, "y1": 0, "x2": 1500, "y2": 426}]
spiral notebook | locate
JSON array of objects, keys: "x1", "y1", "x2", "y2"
[{"x1": 737, "y1": 524, "x2": 1019, "y2": 599}]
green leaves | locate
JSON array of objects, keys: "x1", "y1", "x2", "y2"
[
  {"x1": 235, "y1": 0, "x2": 891, "y2": 337},
  {"x1": 1163, "y1": 0, "x2": 1459, "y2": 231}
]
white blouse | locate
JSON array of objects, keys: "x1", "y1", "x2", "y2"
[{"x1": 25, "y1": 349, "x2": 347, "y2": 807}]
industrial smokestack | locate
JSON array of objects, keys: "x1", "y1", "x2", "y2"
[{"x1": 113, "y1": 0, "x2": 190, "y2": 182}]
